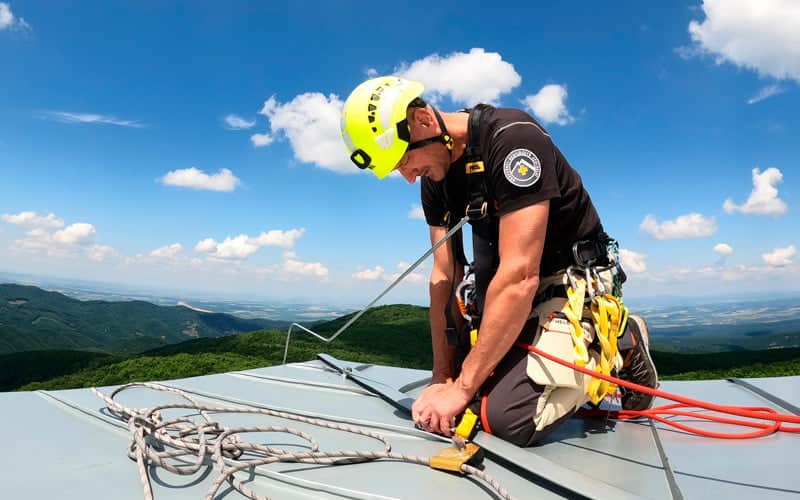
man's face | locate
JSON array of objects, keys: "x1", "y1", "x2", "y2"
[{"x1": 393, "y1": 107, "x2": 451, "y2": 184}]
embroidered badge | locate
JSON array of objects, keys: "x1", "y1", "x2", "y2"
[{"x1": 502, "y1": 149, "x2": 541, "y2": 188}]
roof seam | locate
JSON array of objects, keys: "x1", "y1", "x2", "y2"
[{"x1": 648, "y1": 419, "x2": 685, "y2": 500}]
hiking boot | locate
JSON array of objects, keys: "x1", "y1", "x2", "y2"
[{"x1": 617, "y1": 314, "x2": 659, "y2": 411}]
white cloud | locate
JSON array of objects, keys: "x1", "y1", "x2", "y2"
[
  {"x1": 250, "y1": 133, "x2": 274, "y2": 147},
  {"x1": 408, "y1": 205, "x2": 425, "y2": 220},
  {"x1": 2, "y1": 211, "x2": 64, "y2": 228},
  {"x1": 195, "y1": 228, "x2": 305, "y2": 260},
  {"x1": 52, "y1": 223, "x2": 95, "y2": 245},
  {"x1": 762, "y1": 245, "x2": 796, "y2": 267},
  {"x1": 254, "y1": 228, "x2": 305, "y2": 248},
  {"x1": 522, "y1": 84, "x2": 575, "y2": 126},
  {"x1": 160, "y1": 167, "x2": 240, "y2": 192},
  {"x1": 257, "y1": 93, "x2": 351, "y2": 173},
  {"x1": 252, "y1": 49, "x2": 518, "y2": 174},
  {"x1": 686, "y1": 0, "x2": 800, "y2": 83},
  {"x1": 747, "y1": 84, "x2": 785, "y2": 104},
  {"x1": 194, "y1": 238, "x2": 217, "y2": 253},
  {"x1": 87, "y1": 244, "x2": 115, "y2": 262},
  {"x1": 640, "y1": 213, "x2": 717, "y2": 240},
  {"x1": 353, "y1": 266, "x2": 384, "y2": 280},
  {"x1": 284, "y1": 257, "x2": 328, "y2": 278},
  {"x1": 5, "y1": 213, "x2": 108, "y2": 260},
  {"x1": 209, "y1": 235, "x2": 260, "y2": 260},
  {"x1": 150, "y1": 243, "x2": 183, "y2": 259},
  {"x1": 42, "y1": 111, "x2": 143, "y2": 128},
  {"x1": 224, "y1": 114, "x2": 255, "y2": 130},
  {"x1": 723, "y1": 167, "x2": 788, "y2": 215},
  {"x1": 0, "y1": 2, "x2": 13, "y2": 29},
  {"x1": 396, "y1": 48, "x2": 522, "y2": 105},
  {"x1": 714, "y1": 243, "x2": 734, "y2": 255},
  {"x1": 0, "y1": 3, "x2": 28, "y2": 30},
  {"x1": 619, "y1": 249, "x2": 647, "y2": 274}
]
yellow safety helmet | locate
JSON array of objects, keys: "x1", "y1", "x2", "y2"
[{"x1": 341, "y1": 76, "x2": 425, "y2": 179}]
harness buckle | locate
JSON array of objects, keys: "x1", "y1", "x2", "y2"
[
  {"x1": 466, "y1": 201, "x2": 488, "y2": 221},
  {"x1": 572, "y1": 239, "x2": 602, "y2": 267},
  {"x1": 465, "y1": 160, "x2": 485, "y2": 174}
]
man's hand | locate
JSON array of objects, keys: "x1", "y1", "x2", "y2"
[{"x1": 411, "y1": 381, "x2": 473, "y2": 436}]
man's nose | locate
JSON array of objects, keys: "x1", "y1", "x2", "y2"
[{"x1": 399, "y1": 166, "x2": 417, "y2": 184}]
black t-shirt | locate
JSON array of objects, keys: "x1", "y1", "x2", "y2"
[{"x1": 421, "y1": 105, "x2": 603, "y2": 277}]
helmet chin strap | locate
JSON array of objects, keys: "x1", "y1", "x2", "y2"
[{"x1": 406, "y1": 107, "x2": 454, "y2": 153}]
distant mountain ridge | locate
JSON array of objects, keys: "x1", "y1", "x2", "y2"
[
  {"x1": 0, "y1": 283, "x2": 290, "y2": 355},
  {"x1": 6, "y1": 303, "x2": 799, "y2": 392}
]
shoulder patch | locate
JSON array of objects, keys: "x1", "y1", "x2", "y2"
[{"x1": 502, "y1": 149, "x2": 541, "y2": 188}]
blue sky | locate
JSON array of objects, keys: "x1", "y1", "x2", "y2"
[{"x1": 1, "y1": 0, "x2": 798, "y2": 306}]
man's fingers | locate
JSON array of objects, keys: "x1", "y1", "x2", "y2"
[{"x1": 439, "y1": 414, "x2": 453, "y2": 436}]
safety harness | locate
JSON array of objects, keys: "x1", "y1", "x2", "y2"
[{"x1": 450, "y1": 105, "x2": 630, "y2": 440}]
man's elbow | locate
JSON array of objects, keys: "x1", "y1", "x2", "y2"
[{"x1": 502, "y1": 264, "x2": 540, "y2": 300}]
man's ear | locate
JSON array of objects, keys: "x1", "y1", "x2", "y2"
[{"x1": 417, "y1": 106, "x2": 435, "y2": 128}]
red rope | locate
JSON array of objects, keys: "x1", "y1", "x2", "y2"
[{"x1": 515, "y1": 342, "x2": 800, "y2": 438}]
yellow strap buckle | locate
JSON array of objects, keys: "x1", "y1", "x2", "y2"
[
  {"x1": 455, "y1": 408, "x2": 479, "y2": 440},
  {"x1": 466, "y1": 160, "x2": 485, "y2": 174},
  {"x1": 430, "y1": 442, "x2": 483, "y2": 473},
  {"x1": 469, "y1": 328, "x2": 479, "y2": 347}
]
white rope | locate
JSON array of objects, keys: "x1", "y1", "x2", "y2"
[{"x1": 92, "y1": 381, "x2": 515, "y2": 500}]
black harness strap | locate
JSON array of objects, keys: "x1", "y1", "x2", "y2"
[{"x1": 465, "y1": 105, "x2": 490, "y2": 221}]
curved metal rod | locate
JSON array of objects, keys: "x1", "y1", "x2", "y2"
[{"x1": 282, "y1": 216, "x2": 470, "y2": 364}]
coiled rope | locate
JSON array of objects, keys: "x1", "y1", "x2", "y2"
[{"x1": 92, "y1": 382, "x2": 516, "y2": 500}]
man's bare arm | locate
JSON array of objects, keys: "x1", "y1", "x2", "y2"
[
  {"x1": 456, "y1": 200, "x2": 549, "y2": 394},
  {"x1": 428, "y1": 225, "x2": 463, "y2": 383}
]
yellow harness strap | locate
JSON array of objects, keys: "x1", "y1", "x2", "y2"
[
  {"x1": 562, "y1": 279, "x2": 590, "y2": 366},
  {"x1": 561, "y1": 276, "x2": 629, "y2": 405}
]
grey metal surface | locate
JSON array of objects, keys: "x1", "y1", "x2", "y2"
[{"x1": 1, "y1": 361, "x2": 798, "y2": 499}]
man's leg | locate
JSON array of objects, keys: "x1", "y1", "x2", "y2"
[{"x1": 465, "y1": 319, "x2": 578, "y2": 447}]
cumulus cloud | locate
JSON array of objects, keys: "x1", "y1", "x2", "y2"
[
  {"x1": 254, "y1": 228, "x2": 305, "y2": 248},
  {"x1": 194, "y1": 238, "x2": 217, "y2": 253},
  {"x1": 522, "y1": 84, "x2": 575, "y2": 126},
  {"x1": 195, "y1": 228, "x2": 305, "y2": 260},
  {"x1": 257, "y1": 93, "x2": 351, "y2": 173},
  {"x1": 206, "y1": 235, "x2": 260, "y2": 260},
  {"x1": 224, "y1": 114, "x2": 255, "y2": 130},
  {"x1": 714, "y1": 243, "x2": 734, "y2": 255},
  {"x1": 42, "y1": 111, "x2": 143, "y2": 128},
  {"x1": 619, "y1": 249, "x2": 647, "y2": 274},
  {"x1": 2, "y1": 211, "x2": 64, "y2": 228},
  {"x1": 685, "y1": 0, "x2": 800, "y2": 83},
  {"x1": 396, "y1": 48, "x2": 521, "y2": 105},
  {"x1": 160, "y1": 167, "x2": 240, "y2": 192},
  {"x1": 747, "y1": 84, "x2": 785, "y2": 104},
  {"x1": 0, "y1": 3, "x2": 29, "y2": 31},
  {"x1": 762, "y1": 245, "x2": 796, "y2": 267},
  {"x1": 353, "y1": 266, "x2": 384, "y2": 280},
  {"x1": 251, "y1": 49, "x2": 519, "y2": 174},
  {"x1": 284, "y1": 256, "x2": 328, "y2": 278},
  {"x1": 150, "y1": 243, "x2": 183, "y2": 259},
  {"x1": 52, "y1": 223, "x2": 95, "y2": 245},
  {"x1": 408, "y1": 205, "x2": 425, "y2": 220},
  {"x1": 640, "y1": 213, "x2": 717, "y2": 240},
  {"x1": 7, "y1": 215, "x2": 106, "y2": 262},
  {"x1": 88, "y1": 244, "x2": 115, "y2": 262},
  {"x1": 723, "y1": 167, "x2": 788, "y2": 215},
  {"x1": 250, "y1": 133, "x2": 274, "y2": 147}
]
